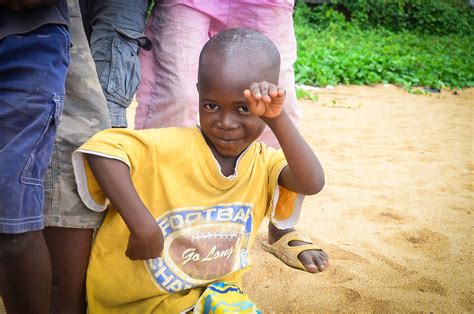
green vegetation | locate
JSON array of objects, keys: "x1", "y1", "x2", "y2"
[
  {"x1": 296, "y1": 87, "x2": 319, "y2": 101},
  {"x1": 332, "y1": 0, "x2": 473, "y2": 35},
  {"x1": 294, "y1": 1, "x2": 474, "y2": 89}
]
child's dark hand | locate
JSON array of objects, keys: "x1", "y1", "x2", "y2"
[
  {"x1": 126, "y1": 224, "x2": 164, "y2": 260},
  {"x1": 244, "y1": 81, "x2": 285, "y2": 118}
]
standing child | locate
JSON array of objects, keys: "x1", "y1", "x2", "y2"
[{"x1": 73, "y1": 28, "x2": 325, "y2": 312}]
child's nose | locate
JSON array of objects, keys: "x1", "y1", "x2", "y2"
[{"x1": 218, "y1": 112, "x2": 238, "y2": 130}]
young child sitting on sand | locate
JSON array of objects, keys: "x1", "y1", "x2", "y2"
[{"x1": 72, "y1": 28, "x2": 325, "y2": 312}]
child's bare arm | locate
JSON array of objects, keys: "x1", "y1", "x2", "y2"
[
  {"x1": 244, "y1": 82, "x2": 324, "y2": 195},
  {"x1": 86, "y1": 154, "x2": 164, "y2": 260}
]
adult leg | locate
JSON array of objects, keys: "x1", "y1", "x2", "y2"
[
  {"x1": 43, "y1": 228, "x2": 94, "y2": 314},
  {"x1": 83, "y1": 0, "x2": 149, "y2": 127},
  {"x1": 135, "y1": 4, "x2": 211, "y2": 129},
  {"x1": 0, "y1": 24, "x2": 70, "y2": 312},
  {"x1": 0, "y1": 232, "x2": 51, "y2": 313},
  {"x1": 43, "y1": 1, "x2": 111, "y2": 312}
]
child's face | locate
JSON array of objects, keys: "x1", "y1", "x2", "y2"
[{"x1": 198, "y1": 63, "x2": 266, "y2": 158}]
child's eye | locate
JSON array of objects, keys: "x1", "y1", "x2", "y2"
[
  {"x1": 237, "y1": 105, "x2": 249, "y2": 112},
  {"x1": 204, "y1": 103, "x2": 218, "y2": 110}
]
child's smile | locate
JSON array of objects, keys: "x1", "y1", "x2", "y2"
[
  {"x1": 199, "y1": 103, "x2": 256, "y2": 158},
  {"x1": 198, "y1": 66, "x2": 266, "y2": 163},
  {"x1": 212, "y1": 136, "x2": 243, "y2": 152}
]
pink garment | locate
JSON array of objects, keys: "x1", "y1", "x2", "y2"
[{"x1": 136, "y1": 0, "x2": 301, "y2": 148}]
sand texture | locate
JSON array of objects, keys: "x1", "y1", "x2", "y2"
[{"x1": 243, "y1": 85, "x2": 473, "y2": 312}]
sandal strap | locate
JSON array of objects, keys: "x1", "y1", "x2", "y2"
[
  {"x1": 262, "y1": 231, "x2": 321, "y2": 271},
  {"x1": 274, "y1": 231, "x2": 314, "y2": 248}
]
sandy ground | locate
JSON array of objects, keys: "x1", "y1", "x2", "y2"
[
  {"x1": 1, "y1": 85, "x2": 472, "y2": 312},
  {"x1": 242, "y1": 85, "x2": 474, "y2": 312}
]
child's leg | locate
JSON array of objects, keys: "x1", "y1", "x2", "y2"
[
  {"x1": 135, "y1": 4, "x2": 211, "y2": 129},
  {"x1": 0, "y1": 24, "x2": 70, "y2": 312},
  {"x1": 42, "y1": 0, "x2": 110, "y2": 311}
]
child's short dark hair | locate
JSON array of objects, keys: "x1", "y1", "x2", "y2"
[{"x1": 198, "y1": 28, "x2": 280, "y2": 82}]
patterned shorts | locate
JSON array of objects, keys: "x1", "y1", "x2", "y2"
[{"x1": 193, "y1": 282, "x2": 261, "y2": 313}]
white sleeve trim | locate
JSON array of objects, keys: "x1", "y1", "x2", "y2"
[
  {"x1": 72, "y1": 149, "x2": 130, "y2": 212},
  {"x1": 269, "y1": 167, "x2": 305, "y2": 229}
]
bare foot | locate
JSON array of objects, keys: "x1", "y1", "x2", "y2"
[{"x1": 267, "y1": 222, "x2": 329, "y2": 273}]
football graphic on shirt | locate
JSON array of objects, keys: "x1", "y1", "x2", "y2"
[
  {"x1": 148, "y1": 204, "x2": 253, "y2": 293},
  {"x1": 165, "y1": 224, "x2": 244, "y2": 280}
]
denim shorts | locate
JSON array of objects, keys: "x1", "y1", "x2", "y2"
[{"x1": 0, "y1": 24, "x2": 70, "y2": 234}]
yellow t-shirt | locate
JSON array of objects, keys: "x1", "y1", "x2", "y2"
[{"x1": 72, "y1": 127, "x2": 302, "y2": 313}]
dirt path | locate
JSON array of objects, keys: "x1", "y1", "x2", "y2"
[{"x1": 1, "y1": 85, "x2": 472, "y2": 312}]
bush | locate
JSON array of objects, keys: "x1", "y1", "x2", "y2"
[
  {"x1": 294, "y1": 2, "x2": 474, "y2": 88},
  {"x1": 302, "y1": 0, "x2": 474, "y2": 35}
]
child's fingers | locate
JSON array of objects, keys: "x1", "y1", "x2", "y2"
[
  {"x1": 245, "y1": 89, "x2": 266, "y2": 116},
  {"x1": 272, "y1": 88, "x2": 286, "y2": 106},
  {"x1": 250, "y1": 100, "x2": 266, "y2": 116},
  {"x1": 259, "y1": 81, "x2": 269, "y2": 97},
  {"x1": 263, "y1": 95, "x2": 272, "y2": 105},
  {"x1": 277, "y1": 87, "x2": 285, "y2": 98},
  {"x1": 249, "y1": 82, "x2": 262, "y2": 99},
  {"x1": 244, "y1": 89, "x2": 257, "y2": 105},
  {"x1": 126, "y1": 247, "x2": 138, "y2": 260},
  {"x1": 244, "y1": 89, "x2": 263, "y2": 114},
  {"x1": 268, "y1": 84, "x2": 278, "y2": 98},
  {"x1": 247, "y1": 83, "x2": 286, "y2": 117}
]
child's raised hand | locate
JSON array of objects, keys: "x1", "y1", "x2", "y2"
[{"x1": 244, "y1": 81, "x2": 285, "y2": 118}]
